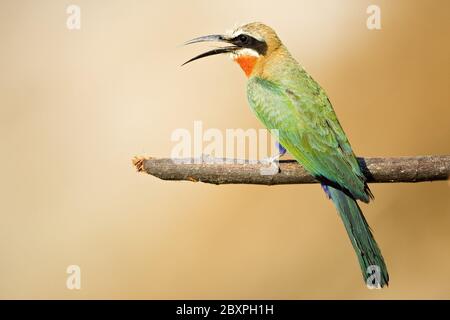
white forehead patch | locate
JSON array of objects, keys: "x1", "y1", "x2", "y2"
[
  {"x1": 224, "y1": 24, "x2": 264, "y2": 41},
  {"x1": 224, "y1": 24, "x2": 263, "y2": 60},
  {"x1": 225, "y1": 27, "x2": 242, "y2": 38}
]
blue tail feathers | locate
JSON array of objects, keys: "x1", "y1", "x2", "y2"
[{"x1": 324, "y1": 184, "x2": 389, "y2": 287}]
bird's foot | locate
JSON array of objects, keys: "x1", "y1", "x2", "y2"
[{"x1": 259, "y1": 154, "x2": 282, "y2": 176}]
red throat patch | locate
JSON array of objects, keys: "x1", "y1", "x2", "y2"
[{"x1": 234, "y1": 56, "x2": 258, "y2": 77}]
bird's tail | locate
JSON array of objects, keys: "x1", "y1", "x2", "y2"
[{"x1": 324, "y1": 185, "x2": 389, "y2": 287}]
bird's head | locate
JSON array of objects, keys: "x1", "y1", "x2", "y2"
[{"x1": 183, "y1": 22, "x2": 282, "y2": 77}]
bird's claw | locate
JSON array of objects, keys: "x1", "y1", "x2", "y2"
[{"x1": 259, "y1": 155, "x2": 281, "y2": 175}]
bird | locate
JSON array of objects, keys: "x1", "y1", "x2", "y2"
[{"x1": 183, "y1": 22, "x2": 389, "y2": 287}]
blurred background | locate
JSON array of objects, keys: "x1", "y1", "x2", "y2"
[{"x1": 0, "y1": 0, "x2": 449, "y2": 299}]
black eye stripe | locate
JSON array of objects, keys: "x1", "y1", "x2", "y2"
[
  {"x1": 231, "y1": 34, "x2": 268, "y2": 55},
  {"x1": 238, "y1": 34, "x2": 248, "y2": 43}
]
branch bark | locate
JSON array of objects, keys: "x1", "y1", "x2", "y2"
[{"x1": 132, "y1": 155, "x2": 450, "y2": 185}]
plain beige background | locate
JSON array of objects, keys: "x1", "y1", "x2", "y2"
[{"x1": 0, "y1": 0, "x2": 449, "y2": 299}]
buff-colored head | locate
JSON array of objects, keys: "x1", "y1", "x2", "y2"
[
  {"x1": 183, "y1": 22, "x2": 283, "y2": 77},
  {"x1": 225, "y1": 22, "x2": 281, "y2": 57}
]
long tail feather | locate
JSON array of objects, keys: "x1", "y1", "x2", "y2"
[{"x1": 325, "y1": 184, "x2": 389, "y2": 287}]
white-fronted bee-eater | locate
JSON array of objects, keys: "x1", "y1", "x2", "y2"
[{"x1": 183, "y1": 22, "x2": 389, "y2": 287}]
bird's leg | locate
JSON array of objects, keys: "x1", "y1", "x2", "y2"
[
  {"x1": 272, "y1": 141, "x2": 287, "y2": 161},
  {"x1": 264, "y1": 141, "x2": 287, "y2": 162},
  {"x1": 260, "y1": 141, "x2": 287, "y2": 175}
]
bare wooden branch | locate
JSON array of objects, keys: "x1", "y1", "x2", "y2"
[{"x1": 132, "y1": 155, "x2": 450, "y2": 185}]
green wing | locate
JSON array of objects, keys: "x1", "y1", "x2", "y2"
[{"x1": 247, "y1": 74, "x2": 371, "y2": 202}]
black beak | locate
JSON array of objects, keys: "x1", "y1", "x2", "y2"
[{"x1": 182, "y1": 34, "x2": 237, "y2": 66}]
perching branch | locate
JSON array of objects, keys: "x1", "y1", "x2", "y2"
[{"x1": 132, "y1": 155, "x2": 450, "y2": 185}]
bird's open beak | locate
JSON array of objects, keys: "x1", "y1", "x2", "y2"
[{"x1": 182, "y1": 34, "x2": 237, "y2": 66}]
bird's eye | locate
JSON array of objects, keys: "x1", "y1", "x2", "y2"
[{"x1": 238, "y1": 34, "x2": 249, "y2": 44}]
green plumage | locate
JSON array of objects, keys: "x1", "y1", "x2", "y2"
[
  {"x1": 327, "y1": 186, "x2": 389, "y2": 287},
  {"x1": 247, "y1": 48, "x2": 389, "y2": 286}
]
